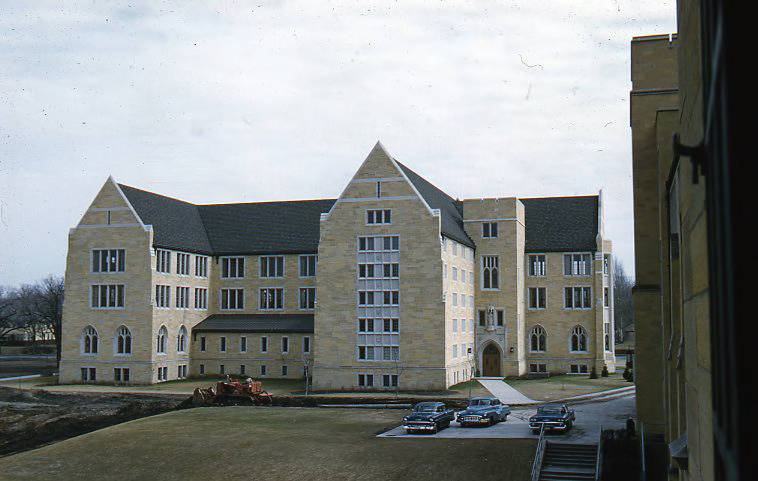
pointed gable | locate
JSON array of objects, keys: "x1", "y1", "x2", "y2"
[{"x1": 77, "y1": 177, "x2": 142, "y2": 227}]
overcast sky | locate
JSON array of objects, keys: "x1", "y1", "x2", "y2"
[{"x1": 0, "y1": 1, "x2": 675, "y2": 287}]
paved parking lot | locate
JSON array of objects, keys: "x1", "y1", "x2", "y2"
[{"x1": 378, "y1": 392, "x2": 635, "y2": 444}]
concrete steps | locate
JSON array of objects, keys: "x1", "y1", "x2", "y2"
[{"x1": 539, "y1": 443, "x2": 597, "y2": 481}]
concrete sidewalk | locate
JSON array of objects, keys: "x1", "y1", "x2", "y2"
[{"x1": 476, "y1": 378, "x2": 534, "y2": 404}]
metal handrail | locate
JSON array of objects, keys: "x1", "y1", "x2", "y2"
[
  {"x1": 640, "y1": 422, "x2": 646, "y2": 481},
  {"x1": 530, "y1": 424, "x2": 547, "y2": 481},
  {"x1": 595, "y1": 424, "x2": 603, "y2": 481}
]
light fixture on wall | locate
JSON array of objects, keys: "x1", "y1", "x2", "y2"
[{"x1": 509, "y1": 347, "x2": 515, "y2": 353}]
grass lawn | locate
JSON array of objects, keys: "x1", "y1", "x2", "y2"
[
  {"x1": 0, "y1": 407, "x2": 536, "y2": 481},
  {"x1": 506, "y1": 372, "x2": 632, "y2": 401}
]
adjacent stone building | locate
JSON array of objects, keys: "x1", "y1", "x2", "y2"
[{"x1": 60, "y1": 142, "x2": 614, "y2": 389}]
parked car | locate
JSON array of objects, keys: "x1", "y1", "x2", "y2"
[
  {"x1": 529, "y1": 403, "x2": 575, "y2": 433},
  {"x1": 456, "y1": 396, "x2": 511, "y2": 427},
  {"x1": 403, "y1": 402, "x2": 455, "y2": 434}
]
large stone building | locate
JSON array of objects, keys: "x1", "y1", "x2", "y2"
[
  {"x1": 630, "y1": 0, "x2": 747, "y2": 479},
  {"x1": 60, "y1": 142, "x2": 615, "y2": 389}
]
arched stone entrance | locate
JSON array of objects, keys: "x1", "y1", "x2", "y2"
[{"x1": 482, "y1": 343, "x2": 501, "y2": 377}]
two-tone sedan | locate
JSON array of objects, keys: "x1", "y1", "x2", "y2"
[
  {"x1": 529, "y1": 403, "x2": 575, "y2": 433},
  {"x1": 456, "y1": 396, "x2": 511, "y2": 427},
  {"x1": 403, "y1": 402, "x2": 455, "y2": 434}
]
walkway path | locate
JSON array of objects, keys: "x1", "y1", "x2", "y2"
[{"x1": 476, "y1": 378, "x2": 535, "y2": 404}]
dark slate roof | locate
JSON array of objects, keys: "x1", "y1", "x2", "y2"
[
  {"x1": 394, "y1": 161, "x2": 475, "y2": 248},
  {"x1": 198, "y1": 199, "x2": 336, "y2": 256},
  {"x1": 119, "y1": 183, "x2": 335, "y2": 255},
  {"x1": 521, "y1": 196, "x2": 599, "y2": 252},
  {"x1": 192, "y1": 313, "x2": 314, "y2": 333},
  {"x1": 119, "y1": 184, "x2": 213, "y2": 254}
]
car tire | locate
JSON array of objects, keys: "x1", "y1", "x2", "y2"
[
  {"x1": 502, "y1": 415, "x2": 508, "y2": 422},
  {"x1": 567, "y1": 420, "x2": 573, "y2": 430},
  {"x1": 432, "y1": 422, "x2": 439, "y2": 434}
]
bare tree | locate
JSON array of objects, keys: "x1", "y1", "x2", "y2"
[
  {"x1": 613, "y1": 258, "x2": 634, "y2": 339},
  {"x1": 302, "y1": 353, "x2": 313, "y2": 395},
  {"x1": 17, "y1": 276, "x2": 65, "y2": 363},
  {"x1": 0, "y1": 287, "x2": 22, "y2": 349}
]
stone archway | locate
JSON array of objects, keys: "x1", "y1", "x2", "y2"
[{"x1": 482, "y1": 343, "x2": 502, "y2": 377}]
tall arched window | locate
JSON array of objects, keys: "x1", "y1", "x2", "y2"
[
  {"x1": 570, "y1": 326, "x2": 588, "y2": 352},
  {"x1": 177, "y1": 326, "x2": 187, "y2": 353},
  {"x1": 157, "y1": 326, "x2": 167, "y2": 354},
  {"x1": 530, "y1": 325, "x2": 547, "y2": 352},
  {"x1": 82, "y1": 326, "x2": 98, "y2": 354},
  {"x1": 116, "y1": 326, "x2": 132, "y2": 354},
  {"x1": 482, "y1": 256, "x2": 499, "y2": 289}
]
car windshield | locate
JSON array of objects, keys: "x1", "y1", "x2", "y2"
[
  {"x1": 537, "y1": 406, "x2": 562, "y2": 415},
  {"x1": 469, "y1": 399, "x2": 490, "y2": 406},
  {"x1": 413, "y1": 404, "x2": 438, "y2": 413}
]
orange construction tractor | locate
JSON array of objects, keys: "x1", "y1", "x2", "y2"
[{"x1": 191, "y1": 376, "x2": 273, "y2": 406}]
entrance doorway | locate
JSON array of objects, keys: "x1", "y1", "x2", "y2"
[{"x1": 482, "y1": 343, "x2": 501, "y2": 377}]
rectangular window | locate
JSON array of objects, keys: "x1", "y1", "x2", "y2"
[
  {"x1": 357, "y1": 320, "x2": 399, "y2": 361},
  {"x1": 603, "y1": 254, "x2": 610, "y2": 275},
  {"x1": 220, "y1": 365, "x2": 225, "y2": 375},
  {"x1": 299, "y1": 255, "x2": 317, "y2": 277},
  {"x1": 114, "y1": 367, "x2": 122, "y2": 382},
  {"x1": 358, "y1": 236, "x2": 399, "y2": 252},
  {"x1": 299, "y1": 287, "x2": 316, "y2": 309},
  {"x1": 478, "y1": 310, "x2": 486, "y2": 326},
  {"x1": 261, "y1": 336, "x2": 268, "y2": 352},
  {"x1": 303, "y1": 336, "x2": 311, "y2": 353},
  {"x1": 194, "y1": 288, "x2": 208, "y2": 309},
  {"x1": 175, "y1": 286, "x2": 190, "y2": 308},
  {"x1": 281, "y1": 336, "x2": 289, "y2": 354},
  {"x1": 221, "y1": 257, "x2": 245, "y2": 278},
  {"x1": 529, "y1": 363, "x2": 547, "y2": 374},
  {"x1": 260, "y1": 365, "x2": 267, "y2": 376},
  {"x1": 563, "y1": 253, "x2": 592, "y2": 276},
  {"x1": 382, "y1": 374, "x2": 399, "y2": 387},
  {"x1": 200, "y1": 336, "x2": 206, "y2": 352},
  {"x1": 564, "y1": 287, "x2": 592, "y2": 309},
  {"x1": 240, "y1": 336, "x2": 247, "y2": 352},
  {"x1": 176, "y1": 253, "x2": 190, "y2": 275},
  {"x1": 482, "y1": 222, "x2": 498, "y2": 238},
  {"x1": 200, "y1": 364, "x2": 205, "y2": 374},
  {"x1": 482, "y1": 256, "x2": 499, "y2": 289},
  {"x1": 452, "y1": 267, "x2": 458, "y2": 281},
  {"x1": 155, "y1": 285, "x2": 170, "y2": 308},
  {"x1": 156, "y1": 249, "x2": 171, "y2": 273},
  {"x1": 220, "y1": 337, "x2": 226, "y2": 352},
  {"x1": 195, "y1": 255, "x2": 208, "y2": 277},
  {"x1": 366, "y1": 209, "x2": 391, "y2": 224},
  {"x1": 452, "y1": 293, "x2": 458, "y2": 306},
  {"x1": 528, "y1": 255, "x2": 546, "y2": 276},
  {"x1": 528, "y1": 287, "x2": 546, "y2": 309},
  {"x1": 604, "y1": 287, "x2": 610, "y2": 307},
  {"x1": 358, "y1": 374, "x2": 374, "y2": 387},
  {"x1": 496, "y1": 309, "x2": 504, "y2": 326},
  {"x1": 259, "y1": 288, "x2": 284, "y2": 310},
  {"x1": 281, "y1": 365, "x2": 288, "y2": 376},
  {"x1": 260, "y1": 256, "x2": 284, "y2": 277},
  {"x1": 91, "y1": 284, "x2": 124, "y2": 308},
  {"x1": 453, "y1": 319, "x2": 458, "y2": 332},
  {"x1": 221, "y1": 288, "x2": 244, "y2": 310},
  {"x1": 92, "y1": 249, "x2": 125, "y2": 273},
  {"x1": 240, "y1": 365, "x2": 246, "y2": 375}
]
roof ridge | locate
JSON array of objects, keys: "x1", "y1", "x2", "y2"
[
  {"x1": 519, "y1": 194, "x2": 599, "y2": 200},
  {"x1": 199, "y1": 198, "x2": 337, "y2": 207}
]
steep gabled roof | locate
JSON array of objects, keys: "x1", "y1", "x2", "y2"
[
  {"x1": 521, "y1": 196, "x2": 599, "y2": 252},
  {"x1": 394, "y1": 161, "x2": 475, "y2": 248},
  {"x1": 118, "y1": 184, "x2": 213, "y2": 254},
  {"x1": 192, "y1": 313, "x2": 314, "y2": 333}
]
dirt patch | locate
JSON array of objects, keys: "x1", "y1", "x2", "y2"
[{"x1": 0, "y1": 387, "x2": 184, "y2": 456}]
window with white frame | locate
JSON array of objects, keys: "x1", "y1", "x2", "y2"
[
  {"x1": 563, "y1": 253, "x2": 592, "y2": 276},
  {"x1": 260, "y1": 256, "x2": 284, "y2": 277},
  {"x1": 452, "y1": 241, "x2": 458, "y2": 256},
  {"x1": 92, "y1": 249, "x2": 125, "y2": 273},
  {"x1": 358, "y1": 290, "x2": 398, "y2": 306},
  {"x1": 260, "y1": 365, "x2": 267, "y2": 376},
  {"x1": 481, "y1": 256, "x2": 499, "y2": 289},
  {"x1": 358, "y1": 373, "x2": 374, "y2": 387},
  {"x1": 461, "y1": 295, "x2": 466, "y2": 308},
  {"x1": 564, "y1": 287, "x2": 592, "y2": 309},
  {"x1": 604, "y1": 287, "x2": 610, "y2": 307},
  {"x1": 177, "y1": 326, "x2": 187, "y2": 353},
  {"x1": 281, "y1": 365, "x2": 288, "y2": 376},
  {"x1": 259, "y1": 288, "x2": 283, "y2": 310},
  {"x1": 157, "y1": 326, "x2": 167, "y2": 354},
  {"x1": 529, "y1": 363, "x2": 547, "y2": 373},
  {"x1": 299, "y1": 255, "x2": 317, "y2": 277},
  {"x1": 221, "y1": 288, "x2": 244, "y2": 310},
  {"x1": 156, "y1": 249, "x2": 171, "y2": 273},
  {"x1": 452, "y1": 293, "x2": 458, "y2": 306},
  {"x1": 176, "y1": 253, "x2": 190, "y2": 275},
  {"x1": 303, "y1": 336, "x2": 311, "y2": 353},
  {"x1": 81, "y1": 326, "x2": 98, "y2": 354},
  {"x1": 199, "y1": 364, "x2": 205, "y2": 374},
  {"x1": 194, "y1": 288, "x2": 207, "y2": 309},
  {"x1": 195, "y1": 255, "x2": 208, "y2": 277},
  {"x1": 299, "y1": 287, "x2": 316, "y2": 309},
  {"x1": 478, "y1": 309, "x2": 504, "y2": 327},
  {"x1": 452, "y1": 267, "x2": 458, "y2": 281},
  {"x1": 358, "y1": 235, "x2": 399, "y2": 252},
  {"x1": 81, "y1": 367, "x2": 96, "y2": 382},
  {"x1": 461, "y1": 269, "x2": 466, "y2": 284},
  {"x1": 570, "y1": 364, "x2": 588, "y2": 374},
  {"x1": 357, "y1": 319, "x2": 399, "y2": 361},
  {"x1": 603, "y1": 254, "x2": 610, "y2": 275},
  {"x1": 529, "y1": 255, "x2": 546, "y2": 276},
  {"x1": 200, "y1": 336, "x2": 206, "y2": 352},
  {"x1": 281, "y1": 336, "x2": 289, "y2": 353},
  {"x1": 528, "y1": 287, "x2": 546, "y2": 309},
  {"x1": 366, "y1": 209, "x2": 391, "y2": 224},
  {"x1": 570, "y1": 325, "x2": 588, "y2": 352},
  {"x1": 115, "y1": 325, "x2": 131, "y2": 354},
  {"x1": 482, "y1": 222, "x2": 498, "y2": 238},
  {"x1": 452, "y1": 318, "x2": 458, "y2": 333},
  {"x1": 604, "y1": 322, "x2": 611, "y2": 351},
  {"x1": 175, "y1": 286, "x2": 190, "y2": 308},
  {"x1": 530, "y1": 325, "x2": 547, "y2": 352},
  {"x1": 240, "y1": 336, "x2": 247, "y2": 352},
  {"x1": 261, "y1": 336, "x2": 268, "y2": 352},
  {"x1": 155, "y1": 285, "x2": 170, "y2": 308},
  {"x1": 220, "y1": 336, "x2": 226, "y2": 352},
  {"x1": 382, "y1": 374, "x2": 398, "y2": 387},
  {"x1": 178, "y1": 365, "x2": 187, "y2": 378},
  {"x1": 91, "y1": 284, "x2": 124, "y2": 308},
  {"x1": 221, "y1": 257, "x2": 245, "y2": 278},
  {"x1": 114, "y1": 367, "x2": 130, "y2": 382}
]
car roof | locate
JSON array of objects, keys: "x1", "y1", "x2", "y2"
[
  {"x1": 415, "y1": 402, "x2": 443, "y2": 407},
  {"x1": 470, "y1": 396, "x2": 497, "y2": 401},
  {"x1": 539, "y1": 403, "x2": 564, "y2": 408}
]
